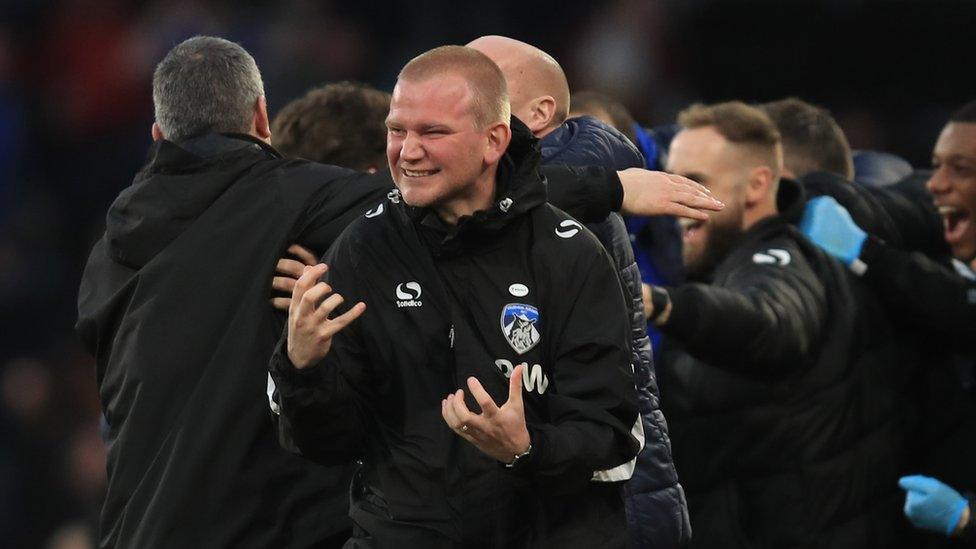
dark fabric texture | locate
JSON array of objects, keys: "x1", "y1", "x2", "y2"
[
  {"x1": 76, "y1": 133, "x2": 394, "y2": 549},
  {"x1": 271, "y1": 120, "x2": 640, "y2": 548},
  {"x1": 659, "y1": 179, "x2": 910, "y2": 548},
  {"x1": 540, "y1": 115, "x2": 691, "y2": 548},
  {"x1": 800, "y1": 169, "x2": 976, "y2": 549}
]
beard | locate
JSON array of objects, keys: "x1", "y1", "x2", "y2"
[{"x1": 683, "y1": 206, "x2": 745, "y2": 281}]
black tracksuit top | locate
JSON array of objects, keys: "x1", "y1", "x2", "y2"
[
  {"x1": 76, "y1": 127, "x2": 623, "y2": 549},
  {"x1": 271, "y1": 128, "x2": 641, "y2": 549}
]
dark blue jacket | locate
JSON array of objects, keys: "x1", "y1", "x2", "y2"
[{"x1": 541, "y1": 116, "x2": 692, "y2": 548}]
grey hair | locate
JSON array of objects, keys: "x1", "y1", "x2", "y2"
[{"x1": 152, "y1": 36, "x2": 265, "y2": 142}]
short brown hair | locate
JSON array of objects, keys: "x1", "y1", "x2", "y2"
[
  {"x1": 759, "y1": 98, "x2": 853, "y2": 179},
  {"x1": 678, "y1": 101, "x2": 782, "y2": 178},
  {"x1": 397, "y1": 45, "x2": 510, "y2": 129},
  {"x1": 570, "y1": 90, "x2": 638, "y2": 145},
  {"x1": 271, "y1": 81, "x2": 390, "y2": 171}
]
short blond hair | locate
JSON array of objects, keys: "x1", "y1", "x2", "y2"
[
  {"x1": 398, "y1": 45, "x2": 511, "y2": 129},
  {"x1": 678, "y1": 101, "x2": 782, "y2": 179}
]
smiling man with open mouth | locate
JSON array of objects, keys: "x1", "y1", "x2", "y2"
[{"x1": 929, "y1": 112, "x2": 976, "y2": 267}]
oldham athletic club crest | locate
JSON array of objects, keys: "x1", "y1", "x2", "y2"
[{"x1": 500, "y1": 303, "x2": 541, "y2": 355}]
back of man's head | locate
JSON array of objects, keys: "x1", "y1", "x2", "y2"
[
  {"x1": 466, "y1": 36, "x2": 569, "y2": 136},
  {"x1": 569, "y1": 90, "x2": 638, "y2": 145},
  {"x1": 397, "y1": 45, "x2": 510, "y2": 129},
  {"x1": 272, "y1": 81, "x2": 391, "y2": 171},
  {"x1": 678, "y1": 101, "x2": 783, "y2": 182},
  {"x1": 153, "y1": 36, "x2": 265, "y2": 143},
  {"x1": 760, "y1": 97, "x2": 853, "y2": 180},
  {"x1": 950, "y1": 100, "x2": 976, "y2": 123}
]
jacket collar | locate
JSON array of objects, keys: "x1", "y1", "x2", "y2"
[{"x1": 144, "y1": 133, "x2": 281, "y2": 173}]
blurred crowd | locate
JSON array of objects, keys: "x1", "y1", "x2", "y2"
[{"x1": 2, "y1": 0, "x2": 975, "y2": 547}]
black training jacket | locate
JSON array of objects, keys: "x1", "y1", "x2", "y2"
[
  {"x1": 271, "y1": 124, "x2": 641, "y2": 549},
  {"x1": 76, "y1": 129, "x2": 622, "y2": 549},
  {"x1": 659, "y1": 180, "x2": 909, "y2": 548}
]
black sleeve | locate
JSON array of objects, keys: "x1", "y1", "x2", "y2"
[
  {"x1": 294, "y1": 170, "x2": 393, "y2": 256},
  {"x1": 661, "y1": 246, "x2": 828, "y2": 375},
  {"x1": 879, "y1": 172, "x2": 950, "y2": 258},
  {"x1": 269, "y1": 236, "x2": 372, "y2": 464},
  {"x1": 861, "y1": 236, "x2": 976, "y2": 351},
  {"x1": 527, "y1": 246, "x2": 641, "y2": 491},
  {"x1": 541, "y1": 165, "x2": 622, "y2": 222}
]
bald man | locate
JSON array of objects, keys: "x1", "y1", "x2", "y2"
[{"x1": 468, "y1": 35, "x2": 692, "y2": 549}]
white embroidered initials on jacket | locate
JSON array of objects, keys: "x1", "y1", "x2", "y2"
[{"x1": 494, "y1": 359, "x2": 549, "y2": 395}]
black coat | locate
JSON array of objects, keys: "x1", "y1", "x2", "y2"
[
  {"x1": 271, "y1": 123, "x2": 641, "y2": 548},
  {"x1": 540, "y1": 115, "x2": 691, "y2": 548},
  {"x1": 659, "y1": 180, "x2": 909, "y2": 548},
  {"x1": 76, "y1": 129, "x2": 625, "y2": 549}
]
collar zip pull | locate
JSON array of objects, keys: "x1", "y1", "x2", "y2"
[
  {"x1": 498, "y1": 197, "x2": 513, "y2": 212},
  {"x1": 387, "y1": 188, "x2": 401, "y2": 204}
]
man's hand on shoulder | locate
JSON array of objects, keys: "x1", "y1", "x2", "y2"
[
  {"x1": 271, "y1": 244, "x2": 319, "y2": 311},
  {"x1": 441, "y1": 364, "x2": 532, "y2": 464},
  {"x1": 286, "y1": 263, "x2": 366, "y2": 369},
  {"x1": 618, "y1": 168, "x2": 724, "y2": 219}
]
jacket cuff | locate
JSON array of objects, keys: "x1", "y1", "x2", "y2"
[
  {"x1": 658, "y1": 285, "x2": 699, "y2": 339},
  {"x1": 605, "y1": 169, "x2": 624, "y2": 213},
  {"x1": 269, "y1": 341, "x2": 328, "y2": 389}
]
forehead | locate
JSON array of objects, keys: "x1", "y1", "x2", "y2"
[
  {"x1": 934, "y1": 122, "x2": 976, "y2": 160},
  {"x1": 667, "y1": 126, "x2": 733, "y2": 174},
  {"x1": 388, "y1": 73, "x2": 475, "y2": 125}
]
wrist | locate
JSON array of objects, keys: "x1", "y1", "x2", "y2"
[{"x1": 647, "y1": 286, "x2": 672, "y2": 326}]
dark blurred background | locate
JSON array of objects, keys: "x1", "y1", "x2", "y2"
[{"x1": 1, "y1": 0, "x2": 973, "y2": 547}]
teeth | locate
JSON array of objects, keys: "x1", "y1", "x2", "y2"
[
  {"x1": 403, "y1": 168, "x2": 436, "y2": 177},
  {"x1": 939, "y1": 206, "x2": 962, "y2": 216}
]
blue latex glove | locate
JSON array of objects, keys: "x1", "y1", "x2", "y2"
[
  {"x1": 799, "y1": 196, "x2": 867, "y2": 267},
  {"x1": 899, "y1": 475, "x2": 969, "y2": 536}
]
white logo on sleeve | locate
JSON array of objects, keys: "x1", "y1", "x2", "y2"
[
  {"x1": 555, "y1": 219, "x2": 582, "y2": 238},
  {"x1": 752, "y1": 248, "x2": 791, "y2": 266},
  {"x1": 395, "y1": 282, "x2": 423, "y2": 308},
  {"x1": 365, "y1": 203, "x2": 385, "y2": 218}
]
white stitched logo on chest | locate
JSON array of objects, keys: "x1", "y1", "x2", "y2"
[
  {"x1": 395, "y1": 282, "x2": 422, "y2": 308},
  {"x1": 495, "y1": 359, "x2": 549, "y2": 395}
]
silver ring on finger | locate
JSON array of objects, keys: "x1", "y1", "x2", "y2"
[{"x1": 460, "y1": 424, "x2": 469, "y2": 433}]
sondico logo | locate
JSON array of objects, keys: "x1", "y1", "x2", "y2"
[
  {"x1": 494, "y1": 359, "x2": 549, "y2": 395},
  {"x1": 555, "y1": 219, "x2": 582, "y2": 239},
  {"x1": 395, "y1": 282, "x2": 422, "y2": 308},
  {"x1": 364, "y1": 203, "x2": 384, "y2": 218}
]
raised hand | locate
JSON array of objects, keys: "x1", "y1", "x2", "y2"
[
  {"x1": 286, "y1": 264, "x2": 366, "y2": 369},
  {"x1": 617, "y1": 168, "x2": 724, "y2": 220},
  {"x1": 441, "y1": 363, "x2": 532, "y2": 464}
]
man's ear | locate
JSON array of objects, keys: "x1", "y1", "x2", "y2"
[
  {"x1": 254, "y1": 95, "x2": 271, "y2": 142},
  {"x1": 745, "y1": 165, "x2": 774, "y2": 206},
  {"x1": 151, "y1": 122, "x2": 164, "y2": 141},
  {"x1": 524, "y1": 96, "x2": 557, "y2": 135},
  {"x1": 484, "y1": 122, "x2": 512, "y2": 165}
]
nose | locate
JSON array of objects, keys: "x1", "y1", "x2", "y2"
[
  {"x1": 926, "y1": 166, "x2": 952, "y2": 195},
  {"x1": 400, "y1": 133, "x2": 424, "y2": 162}
]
